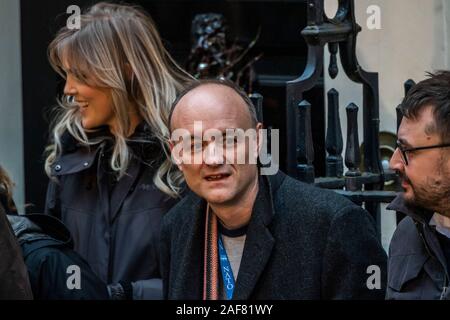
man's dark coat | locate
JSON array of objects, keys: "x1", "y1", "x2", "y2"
[
  {"x1": 161, "y1": 171, "x2": 387, "y2": 299},
  {"x1": 386, "y1": 194, "x2": 450, "y2": 300}
]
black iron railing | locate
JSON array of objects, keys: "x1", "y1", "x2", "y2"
[{"x1": 283, "y1": 0, "x2": 398, "y2": 237}]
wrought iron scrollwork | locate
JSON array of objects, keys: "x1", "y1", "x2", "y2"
[{"x1": 286, "y1": 0, "x2": 395, "y2": 236}]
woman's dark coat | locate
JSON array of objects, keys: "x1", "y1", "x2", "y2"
[{"x1": 45, "y1": 124, "x2": 177, "y2": 299}]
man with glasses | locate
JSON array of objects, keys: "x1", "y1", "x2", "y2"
[{"x1": 387, "y1": 71, "x2": 450, "y2": 299}]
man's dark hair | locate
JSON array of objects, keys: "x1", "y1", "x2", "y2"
[
  {"x1": 169, "y1": 78, "x2": 258, "y2": 131},
  {"x1": 401, "y1": 70, "x2": 450, "y2": 142}
]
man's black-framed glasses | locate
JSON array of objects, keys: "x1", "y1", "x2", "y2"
[{"x1": 396, "y1": 140, "x2": 450, "y2": 165}]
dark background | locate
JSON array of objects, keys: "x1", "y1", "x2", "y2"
[{"x1": 20, "y1": 0, "x2": 324, "y2": 212}]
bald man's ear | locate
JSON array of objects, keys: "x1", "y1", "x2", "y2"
[
  {"x1": 169, "y1": 140, "x2": 184, "y2": 171},
  {"x1": 256, "y1": 123, "x2": 264, "y2": 156}
]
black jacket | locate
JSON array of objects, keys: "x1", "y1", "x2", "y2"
[
  {"x1": 386, "y1": 194, "x2": 450, "y2": 300},
  {"x1": 45, "y1": 123, "x2": 177, "y2": 299},
  {"x1": 0, "y1": 194, "x2": 33, "y2": 299},
  {"x1": 7, "y1": 213, "x2": 109, "y2": 300},
  {"x1": 161, "y1": 171, "x2": 387, "y2": 299}
]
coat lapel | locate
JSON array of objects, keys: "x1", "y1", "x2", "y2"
[
  {"x1": 232, "y1": 175, "x2": 276, "y2": 299},
  {"x1": 53, "y1": 146, "x2": 100, "y2": 176},
  {"x1": 171, "y1": 195, "x2": 206, "y2": 299}
]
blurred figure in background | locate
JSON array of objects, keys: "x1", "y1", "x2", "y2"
[
  {"x1": 2, "y1": 165, "x2": 108, "y2": 299},
  {"x1": 0, "y1": 165, "x2": 32, "y2": 299}
]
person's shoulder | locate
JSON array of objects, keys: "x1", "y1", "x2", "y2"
[
  {"x1": 389, "y1": 216, "x2": 423, "y2": 256},
  {"x1": 394, "y1": 215, "x2": 417, "y2": 234},
  {"x1": 162, "y1": 191, "x2": 201, "y2": 225},
  {"x1": 23, "y1": 240, "x2": 69, "y2": 274}
]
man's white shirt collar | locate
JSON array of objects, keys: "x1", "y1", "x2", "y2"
[{"x1": 430, "y1": 213, "x2": 450, "y2": 239}]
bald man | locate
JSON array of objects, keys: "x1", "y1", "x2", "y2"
[{"x1": 160, "y1": 79, "x2": 387, "y2": 300}]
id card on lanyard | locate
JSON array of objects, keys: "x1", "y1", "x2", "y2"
[{"x1": 218, "y1": 236, "x2": 235, "y2": 300}]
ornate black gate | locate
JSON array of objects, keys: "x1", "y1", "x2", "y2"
[
  {"x1": 185, "y1": 0, "x2": 414, "y2": 240},
  {"x1": 284, "y1": 0, "x2": 399, "y2": 237}
]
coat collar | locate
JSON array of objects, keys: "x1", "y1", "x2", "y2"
[
  {"x1": 235, "y1": 171, "x2": 286, "y2": 298},
  {"x1": 388, "y1": 193, "x2": 450, "y2": 282},
  {"x1": 173, "y1": 171, "x2": 286, "y2": 299},
  {"x1": 387, "y1": 193, "x2": 434, "y2": 224},
  {"x1": 7, "y1": 213, "x2": 72, "y2": 246},
  {"x1": 232, "y1": 173, "x2": 278, "y2": 299},
  {"x1": 169, "y1": 195, "x2": 206, "y2": 299},
  {"x1": 51, "y1": 144, "x2": 102, "y2": 176},
  {"x1": 52, "y1": 126, "x2": 111, "y2": 176},
  {"x1": 52, "y1": 122, "x2": 162, "y2": 176}
]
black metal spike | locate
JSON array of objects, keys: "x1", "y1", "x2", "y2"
[
  {"x1": 396, "y1": 79, "x2": 415, "y2": 132},
  {"x1": 296, "y1": 100, "x2": 315, "y2": 183},
  {"x1": 345, "y1": 103, "x2": 361, "y2": 191},
  {"x1": 396, "y1": 104, "x2": 402, "y2": 133},
  {"x1": 326, "y1": 88, "x2": 343, "y2": 177},
  {"x1": 404, "y1": 79, "x2": 416, "y2": 95}
]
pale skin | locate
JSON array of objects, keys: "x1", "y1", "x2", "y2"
[
  {"x1": 210, "y1": 173, "x2": 258, "y2": 230},
  {"x1": 170, "y1": 84, "x2": 263, "y2": 229},
  {"x1": 63, "y1": 59, "x2": 142, "y2": 137},
  {"x1": 390, "y1": 105, "x2": 450, "y2": 217}
]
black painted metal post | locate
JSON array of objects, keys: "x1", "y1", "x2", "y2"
[
  {"x1": 286, "y1": 0, "x2": 387, "y2": 239},
  {"x1": 344, "y1": 103, "x2": 362, "y2": 191},
  {"x1": 326, "y1": 88, "x2": 343, "y2": 177},
  {"x1": 404, "y1": 79, "x2": 416, "y2": 95},
  {"x1": 286, "y1": 0, "x2": 324, "y2": 177},
  {"x1": 396, "y1": 105, "x2": 402, "y2": 133},
  {"x1": 296, "y1": 100, "x2": 315, "y2": 183}
]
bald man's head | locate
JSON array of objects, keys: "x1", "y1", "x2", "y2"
[
  {"x1": 168, "y1": 79, "x2": 263, "y2": 209},
  {"x1": 169, "y1": 79, "x2": 258, "y2": 132}
]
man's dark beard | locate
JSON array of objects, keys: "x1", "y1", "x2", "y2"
[{"x1": 400, "y1": 171, "x2": 450, "y2": 214}]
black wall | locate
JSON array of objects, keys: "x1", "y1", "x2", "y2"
[{"x1": 21, "y1": 0, "x2": 322, "y2": 212}]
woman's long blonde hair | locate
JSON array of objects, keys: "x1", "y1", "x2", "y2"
[{"x1": 45, "y1": 2, "x2": 191, "y2": 197}]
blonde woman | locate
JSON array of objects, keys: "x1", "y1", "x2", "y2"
[{"x1": 45, "y1": 2, "x2": 191, "y2": 299}]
